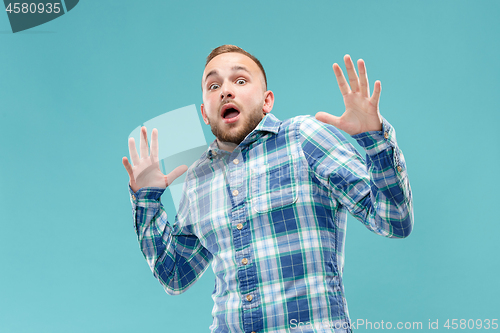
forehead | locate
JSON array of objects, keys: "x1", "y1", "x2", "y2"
[{"x1": 203, "y1": 52, "x2": 262, "y2": 81}]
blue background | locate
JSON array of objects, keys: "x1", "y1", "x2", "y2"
[{"x1": 1, "y1": 0, "x2": 499, "y2": 332}]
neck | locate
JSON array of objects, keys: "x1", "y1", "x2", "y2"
[{"x1": 217, "y1": 139, "x2": 238, "y2": 153}]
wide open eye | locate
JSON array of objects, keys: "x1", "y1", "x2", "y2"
[
  {"x1": 209, "y1": 83, "x2": 220, "y2": 90},
  {"x1": 236, "y1": 79, "x2": 246, "y2": 85}
]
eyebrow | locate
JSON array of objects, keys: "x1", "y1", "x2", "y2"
[{"x1": 204, "y1": 66, "x2": 251, "y2": 82}]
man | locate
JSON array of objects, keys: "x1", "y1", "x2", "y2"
[{"x1": 122, "y1": 45, "x2": 413, "y2": 333}]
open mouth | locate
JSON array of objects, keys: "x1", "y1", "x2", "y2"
[
  {"x1": 223, "y1": 108, "x2": 240, "y2": 119},
  {"x1": 221, "y1": 104, "x2": 241, "y2": 122}
]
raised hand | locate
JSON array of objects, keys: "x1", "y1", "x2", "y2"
[
  {"x1": 122, "y1": 126, "x2": 187, "y2": 193},
  {"x1": 315, "y1": 55, "x2": 383, "y2": 135}
]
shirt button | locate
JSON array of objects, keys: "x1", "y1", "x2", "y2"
[
  {"x1": 232, "y1": 189, "x2": 239, "y2": 196},
  {"x1": 132, "y1": 194, "x2": 136, "y2": 201},
  {"x1": 233, "y1": 159, "x2": 239, "y2": 165},
  {"x1": 397, "y1": 165, "x2": 403, "y2": 172},
  {"x1": 241, "y1": 258, "x2": 248, "y2": 265},
  {"x1": 236, "y1": 223, "x2": 243, "y2": 230},
  {"x1": 246, "y1": 294, "x2": 253, "y2": 302},
  {"x1": 384, "y1": 132, "x2": 389, "y2": 139}
]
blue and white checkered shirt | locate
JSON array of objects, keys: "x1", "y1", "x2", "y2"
[{"x1": 129, "y1": 113, "x2": 413, "y2": 333}]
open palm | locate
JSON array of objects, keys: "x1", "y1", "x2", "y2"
[
  {"x1": 122, "y1": 126, "x2": 187, "y2": 193},
  {"x1": 316, "y1": 55, "x2": 383, "y2": 135}
]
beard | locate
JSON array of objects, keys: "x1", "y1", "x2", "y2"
[{"x1": 209, "y1": 109, "x2": 265, "y2": 145}]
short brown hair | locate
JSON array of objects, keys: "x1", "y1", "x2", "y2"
[{"x1": 205, "y1": 45, "x2": 267, "y2": 89}]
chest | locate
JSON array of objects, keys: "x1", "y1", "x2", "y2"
[{"x1": 188, "y1": 134, "x2": 329, "y2": 255}]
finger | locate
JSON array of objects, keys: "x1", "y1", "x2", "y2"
[
  {"x1": 315, "y1": 111, "x2": 342, "y2": 128},
  {"x1": 128, "y1": 137, "x2": 140, "y2": 166},
  {"x1": 370, "y1": 80, "x2": 382, "y2": 106},
  {"x1": 344, "y1": 54, "x2": 360, "y2": 92},
  {"x1": 333, "y1": 63, "x2": 350, "y2": 96},
  {"x1": 165, "y1": 165, "x2": 188, "y2": 187},
  {"x1": 150, "y1": 128, "x2": 159, "y2": 160},
  {"x1": 357, "y1": 59, "x2": 370, "y2": 98},
  {"x1": 122, "y1": 156, "x2": 135, "y2": 180},
  {"x1": 139, "y1": 126, "x2": 149, "y2": 159}
]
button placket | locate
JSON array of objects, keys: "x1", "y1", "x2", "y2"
[{"x1": 228, "y1": 152, "x2": 244, "y2": 202}]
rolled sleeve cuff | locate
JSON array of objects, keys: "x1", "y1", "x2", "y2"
[
  {"x1": 129, "y1": 186, "x2": 166, "y2": 207},
  {"x1": 351, "y1": 117, "x2": 396, "y2": 155},
  {"x1": 351, "y1": 117, "x2": 407, "y2": 175}
]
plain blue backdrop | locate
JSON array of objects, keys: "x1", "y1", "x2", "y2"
[{"x1": 1, "y1": 1, "x2": 499, "y2": 332}]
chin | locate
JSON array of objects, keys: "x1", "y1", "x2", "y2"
[{"x1": 210, "y1": 110, "x2": 264, "y2": 146}]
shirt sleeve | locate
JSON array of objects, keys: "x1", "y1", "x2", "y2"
[
  {"x1": 129, "y1": 179, "x2": 213, "y2": 294},
  {"x1": 298, "y1": 116, "x2": 413, "y2": 238}
]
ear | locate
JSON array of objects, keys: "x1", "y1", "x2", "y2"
[
  {"x1": 262, "y1": 90, "x2": 275, "y2": 114},
  {"x1": 200, "y1": 104, "x2": 210, "y2": 125}
]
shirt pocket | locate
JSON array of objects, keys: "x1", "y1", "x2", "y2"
[{"x1": 250, "y1": 158, "x2": 298, "y2": 213}]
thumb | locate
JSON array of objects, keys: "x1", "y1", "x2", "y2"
[
  {"x1": 315, "y1": 112, "x2": 341, "y2": 128},
  {"x1": 165, "y1": 165, "x2": 189, "y2": 187}
]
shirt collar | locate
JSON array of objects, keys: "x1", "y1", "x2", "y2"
[
  {"x1": 253, "y1": 113, "x2": 281, "y2": 135},
  {"x1": 206, "y1": 113, "x2": 281, "y2": 159}
]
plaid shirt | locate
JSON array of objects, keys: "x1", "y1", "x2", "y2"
[{"x1": 129, "y1": 113, "x2": 413, "y2": 333}]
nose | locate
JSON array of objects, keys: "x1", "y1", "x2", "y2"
[{"x1": 220, "y1": 82, "x2": 234, "y2": 100}]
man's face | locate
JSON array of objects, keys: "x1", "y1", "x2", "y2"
[{"x1": 201, "y1": 52, "x2": 274, "y2": 146}]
